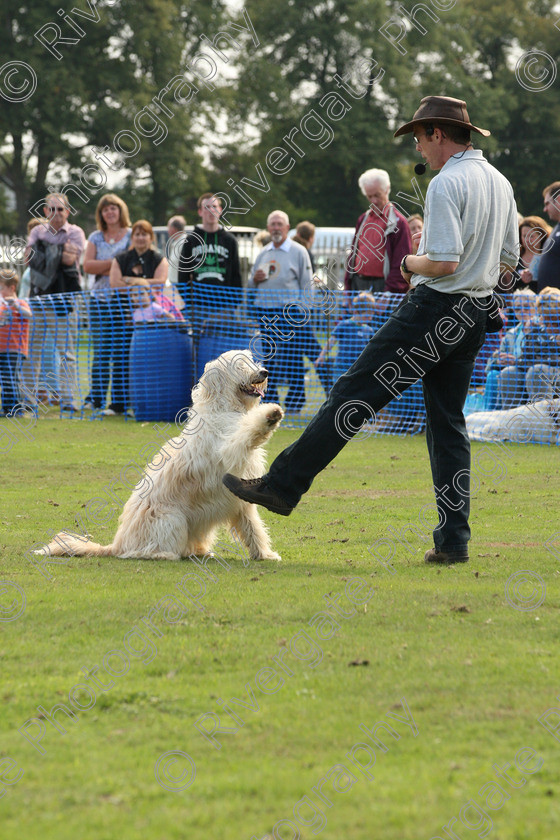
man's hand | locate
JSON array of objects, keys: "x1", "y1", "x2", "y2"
[
  {"x1": 62, "y1": 242, "x2": 80, "y2": 266},
  {"x1": 252, "y1": 268, "x2": 267, "y2": 285},
  {"x1": 520, "y1": 269, "x2": 533, "y2": 285}
]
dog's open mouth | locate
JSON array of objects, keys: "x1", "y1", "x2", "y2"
[
  {"x1": 241, "y1": 379, "x2": 267, "y2": 398},
  {"x1": 240, "y1": 369, "x2": 269, "y2": 398}
]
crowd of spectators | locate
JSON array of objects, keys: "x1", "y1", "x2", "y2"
[{"x1": 0, "y1": 174, "x2": 558, "y2": 426}]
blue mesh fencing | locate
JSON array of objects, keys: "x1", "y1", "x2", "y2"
[{"x1": 1, "y1": 284, "x2": 559, "y2": 444}]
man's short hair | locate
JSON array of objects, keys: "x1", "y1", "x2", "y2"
[
  {"x1": 44, "y1": 193, "x2": 70, "y2": 209},
  {"x1": 168, "y1": 215, "x2": 186, "y2": 232},
  {"x1": 358, "y1": 169, "x2": 390, "y2": 196},
  {"x1": 428, "y1": 122, "x2": 471, "y2": 145},
  {"x1": 295, "y1": 221, "x2": 315, "y2": 243},
  {"x1": 543, "y1": 181, "x2": 560, "y2": 202},
  {"x1": 267, "y1": 210, "x2": 289, "y2": 227},
  {"x1": 197, "y1": 193, "x2": 222, "y2": 209}
]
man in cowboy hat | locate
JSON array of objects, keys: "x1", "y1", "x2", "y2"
[{"x1": 223, "y1": 96, "x2": 519, "y2": 566}]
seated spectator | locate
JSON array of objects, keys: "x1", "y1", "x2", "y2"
[
  {"x1": 471, "y1": 328, "x2": 503, "y2": 391},
  {"x1": 0, "y1": 269, "x2": 32, "y2": 417},
  {"x1": 497, "y1": 288, "x2": 560, "y2": 409},
  {"x1": 107, "y1": 219, "x2": 168, "y2": 416},
  {"x1": 407, "y1": 214, "x2": 424, "y2": 255},
  {"x1": 541, "y1": 286, "x2": 560, "y2": 300},
  {"x1": 524, "y1": 287, "x2": 560, "y2": 399},
  {"x1": 493, "y1": 289, "x2": 537, "y2": 409},
  {"x1": 315, "y1": 292, "x2": 375, "y2": 383},
  {"x1": 130, "y1": 280, "x2": 177, "y2": 324},
  {"x1": 83, "y1": 193, "x2": 132, "y2": 410},
  {"x1": 153, "y1": 286, "x2": 185, "y2": 322}
]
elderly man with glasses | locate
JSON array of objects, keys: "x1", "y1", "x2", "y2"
[{"x1": 22, "y1": 193, "x2": 86, "y2": 412}]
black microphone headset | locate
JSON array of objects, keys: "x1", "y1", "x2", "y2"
[{"x1": 414, "y1": 125, "x2": 434, "y2": 175}]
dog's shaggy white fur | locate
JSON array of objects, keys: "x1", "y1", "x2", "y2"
[{"x1": 37, "y1": 350, "x2": 283, "y2": 561}]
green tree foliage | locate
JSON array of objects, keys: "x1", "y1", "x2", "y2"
[
  {"x1": 211, "y1": 0, "x2": 560, "y2": 226},
  {"x1": 0, "y1": 0, "x2": 121, "y2": 232},
  {"x1": 0, "y1": 0, "x2": 231, "y2": 233}
]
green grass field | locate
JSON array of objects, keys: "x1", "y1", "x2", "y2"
[{"x1": 1, "y1": 416, "x2": 559, "y2": 840}]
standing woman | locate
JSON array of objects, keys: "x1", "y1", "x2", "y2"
[
  {"x1": 517, "y1": 216, "x2": 551, "y2": 292},
  {"x1": 83, "y1": 194, "x2": 131, "y2": 410},
  {"x1": 108, "y1": 220, "x2": 168, "y2": 415}
]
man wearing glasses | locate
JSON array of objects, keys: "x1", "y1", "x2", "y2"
[
  {"x1": 224, "y1": 96, "x2": 519, "y2": 567},
  {"x1": 23, "y1": 193, "x2": 85, "y2": 412}
]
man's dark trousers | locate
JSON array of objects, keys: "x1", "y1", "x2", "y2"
[{"x1": 265, "y1": 285, "x2": 488, "y2": 552}]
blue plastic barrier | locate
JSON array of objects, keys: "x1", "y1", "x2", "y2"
[
  {"x1": 129, "y1": 322, "x2": 193, "y2": 422},
  {"x1": 5, "y1": 285, "x2": 559, "y2": 444},
  {"x1": 195, "y1": 325, "x2": 256, "y2": 382}
]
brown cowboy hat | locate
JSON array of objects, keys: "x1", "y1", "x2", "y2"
[{"x1": 394, "y1": 95, "x2": 491, "y2": 138}]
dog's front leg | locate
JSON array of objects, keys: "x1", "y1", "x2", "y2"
[
  {"x1": 228, "y1": 404, "x2": 284, "y2": 453},
  {"x1": 230, "y1": 505, "x2": 281, "y2": 561}
]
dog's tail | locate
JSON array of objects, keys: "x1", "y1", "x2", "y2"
[{"x1": 34, "y1": 531, "x2": 114, "y2": 557}]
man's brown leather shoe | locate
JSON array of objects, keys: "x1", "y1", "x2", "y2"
[
  {"x1": 222, "y1": 474, "x2": 294, "y2": 516},
  {"x1": 424, "y1": 548, "x2": 469, "y2": 565}
]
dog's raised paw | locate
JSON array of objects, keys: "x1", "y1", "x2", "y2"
[{"x1": 266, "y1": 406, "x2": 284, "y2": 427}]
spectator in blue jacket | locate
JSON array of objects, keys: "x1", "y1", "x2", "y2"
[
  {"x1": 524, "y1": 287, "x2": 560, "y2": 400},
  {"x1": 498, "y1": 288, "x2": 560, "y2": 408},
  {"x1": 493, "y1": 289, "x2": 537, "y2": 408},
  {"x1": 315, "y1": 292, "x2": 375, "y2": 384}
]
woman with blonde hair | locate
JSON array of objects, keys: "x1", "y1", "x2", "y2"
[{"x1": 83, "y1": 193, "x2": 132, "y2": 410}]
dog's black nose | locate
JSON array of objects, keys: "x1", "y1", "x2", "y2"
[{"x1": 259, "y1": 368, "x2": 268, "y2": 379}]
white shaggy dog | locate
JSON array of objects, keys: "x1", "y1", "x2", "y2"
[{"x1": 37, "y1": 350, "x2": 283, "y2": 561}]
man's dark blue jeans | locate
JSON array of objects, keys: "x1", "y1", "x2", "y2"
[{"x1": 264, "y1": 285, "x2": 488, "y2": 552}]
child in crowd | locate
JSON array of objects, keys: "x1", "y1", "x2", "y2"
[
  {"x1": 315, "y1": 292, "x2": 375, "y2": 382},
  {"x1": 130, "y1": 280, "x2": 177, "y2": 324},
  {"x1": 0, "y1": 269, "x2": 32, "y2": 416}
]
